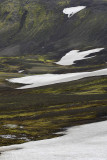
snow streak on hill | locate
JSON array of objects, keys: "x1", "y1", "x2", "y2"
[{"x1": 7, "y1": 68, "x2": 107, "y2": 89}]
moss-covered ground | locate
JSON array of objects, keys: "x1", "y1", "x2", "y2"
[
  {"x1": 0, "y1": 54, "x2": 107, "y2": 75},
  {"x1": 0, "y1": 67, "x2": 107, "y2": 146}
]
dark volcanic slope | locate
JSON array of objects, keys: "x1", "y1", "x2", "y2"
[{"x1": 0, "y1": 0, "x2": 107, "y2": 60}]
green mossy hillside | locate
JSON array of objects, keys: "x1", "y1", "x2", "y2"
[
  {"x1": 0, "y1": 0, "x2": 107, "y2": 62},
  {"x1": 0, "y1": 74, "x2": 107, "y2": 146}
]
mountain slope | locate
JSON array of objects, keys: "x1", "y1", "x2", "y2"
[{"x1": 0, "y1": 0, "x2": 107, "y2": 60}]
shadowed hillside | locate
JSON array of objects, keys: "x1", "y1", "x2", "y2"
[{"x1": 0, "y1": 0, "x2": 107, "y2": 60}]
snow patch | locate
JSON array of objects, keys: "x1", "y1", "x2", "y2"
[
  {"x1": 0, "y1": 134, "x2": 30, "y2": 141},
  {"x1": 6, "y1": 68, "x2": 107, "y2": 89},
  {"x1": 3, "y1": 124, "x2": 18, "y2": 129},
  {"x1": 18, "y1": 70, "x2": 24, "y2": 73},
  {"x1": 63, "y1": 6, "x2": 86, "y2": 18},
  {"x1": 0, "y1": 135, "x2": 16, "y2": 139},
  {"x1": 0, "y1": 121, "x2": 107, "y2": 160},
  {"x1": 55, "y1": 48, "x2": 104, "y2": 66}
]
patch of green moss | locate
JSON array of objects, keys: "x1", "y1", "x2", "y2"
[
  {"x1": 0, "y1": 70, "x2": 107, "y2": 146},
  {"x1": 57, "y1": 0, "x2": 70, "y2": 6}
]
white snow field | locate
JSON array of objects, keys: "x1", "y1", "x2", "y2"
[
  {"x1": 0, "y1": 120, "x2": 107, "y2": 160},
  {"x1": 55, "y1": 48, "x2": 104, "y2": 66},
  {"x1": 7, "y1": 68, "x2": 107, "y2": 89},
  {"x1": 63, "y1": 6, "x2": 86, "y2": 18},
  {"x1": 18, "y1": 70, "x2": 24, "y2": 73}
]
